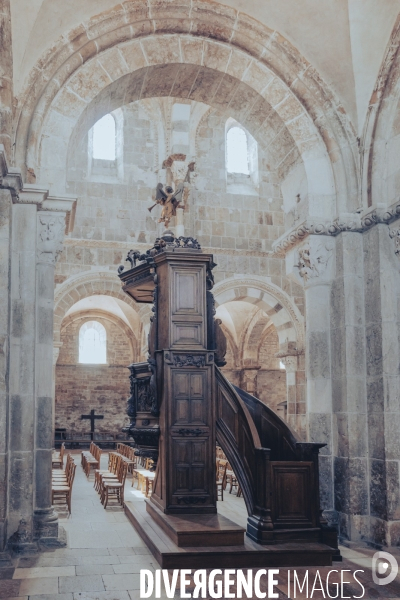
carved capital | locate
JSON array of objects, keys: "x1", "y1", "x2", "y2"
[
  {"x1": 279, "y1": 356, "x2": 298, "y2": 372},
  {"x1": 389, "y1": 227, "x2": 400, "y2": 257},
  {"x1": 292, "y1": 239, "x2": 334, "y2": 286},
  {"x1": 36, "y1": 213, "x2": 66, "y2": 265}
]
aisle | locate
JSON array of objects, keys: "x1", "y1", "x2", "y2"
[{"x1": 2, "y1": 452, "x2": 165, "y2": 600}]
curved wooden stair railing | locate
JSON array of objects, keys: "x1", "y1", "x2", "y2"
[{"x1": 215, "y1": 367, "x2": 339, "y2": 553}]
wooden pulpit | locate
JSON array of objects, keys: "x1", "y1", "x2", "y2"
[{"x1": 118, "y1": 231, "x2": 339, "y2": 567}]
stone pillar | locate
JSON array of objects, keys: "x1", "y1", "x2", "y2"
[
  {"x1": 7, "y1": 186, "x2": 75, "y2": 551},
  {"x1": 52, "y1": 344, "x2": 62, "y2": 435},
  {"x1": 331, "y1": 232, "x2": 368, "y2": 542},
  {"x1": 33, "y1": 211, "x2": 66, "y2": 543},
  {"x1": 280, "y1": 353, "x2": 306, "y2": 439},
  {"x1": 364, "y1": 223, "x2": 400, "y2": 546},
  {"x1": 0, "y1": 152, "x2": 22, "y2": 556},
  {"x1": 0, "y1": 188, "x2": 11, "y2": 553},
  {"x1": 287, "y1": 236, "x2": 336, "y2": 525}
]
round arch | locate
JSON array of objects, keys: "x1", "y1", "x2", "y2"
[
  {"x1": 212, "y1": 276, "x2": 305, "y2": 352},
  {"x1": 60, "y1": 308, "x2": 140, "y2": 363},
  {"x1": 53, "y1": 269, "x2": 152, "y2": 345},
  {"x1": 364, "y1": 14, "x2": 400, "y2": 208},
  {"x1": 13, "y1": 0, "x2": 358, "y2": 215}
]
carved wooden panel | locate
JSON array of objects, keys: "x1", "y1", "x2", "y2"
[
  {"x1": 270, "y1": 462, "x2": 315, "y2": 527},
  {"x1": 172, "y1": 271, "x2": 200, "y2": 314},
  {"x1": 172, "y1": 371, "x2": 207, "y2": 425},
  {"x1": 172, "y1": 438, "x2": 207, "y2": 495},
  {"x1": 172, "y1": 322, "x2": 202, "y2": 346}
]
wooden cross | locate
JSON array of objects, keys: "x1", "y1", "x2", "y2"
[{"x1": 81, "y1": 409, "x2": 104, "y2": 441}]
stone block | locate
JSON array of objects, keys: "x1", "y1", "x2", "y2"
[
  {"x1": 368, "y1": 413, "x2": 385, "y2": 460},
  {"x1": 10, "y1": 395, "x2": 34, "y2": 452},
  {"x1": 318, "y1": 455, "x2": 333, "y2": 511},
  {"x1": 334, "y1": 456, "x2": 349, "y2": 513},
  {"x1": 309, "y1": 412, "x2": 332, "y2": 455},
  {"x1": 367, "y1": 377, "x2": 384, "y2": 413},
  {"x1": 387, "y1": 461, "x2": 400, "y2": 521},
  {"x1": 308, "y1": 331, "x2": 330, "y2": 379},
  {"x1": 370, "y1": 459, "x2": 387, "y2": 519},
  {"x1": 35, "y1": 449, "x2": 52, "y2": 509},
  {"x1": 366, "y1": 323, "x2": 383, "y2": 377},
  {"x1": 347, "y1": 413, "x2": 367, "y2": 458},
  {"x1": 348, "y1": 458, "x2": 368, "y2": 515},
  {"x1": 36, "y1": 397, "x2": 53, "y2": 449}
]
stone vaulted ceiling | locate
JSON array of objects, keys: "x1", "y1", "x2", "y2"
[{"x1": 10, "y1": 0, "x2": 400, "y2": 135}]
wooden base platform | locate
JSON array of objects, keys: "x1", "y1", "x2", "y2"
[
  {"x1": 146, "y1": 500, "x2": 245, "y2": 547},
  {"x1": 124, "y1": 501, "x2": 336, "y2": 569}
]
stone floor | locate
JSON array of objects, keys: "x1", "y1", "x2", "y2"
[{"x1": 1, "y1": 451, "x2": 400, "y2": 599}]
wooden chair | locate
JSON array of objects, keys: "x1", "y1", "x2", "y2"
[
  {"x1": 226, "y1": 462, "x2": 240, "y2": 494},
  {"x1": 52, "y1": 454, "x2": 74, "y2": 484},
  {"x1": 101, "y1": 460, "x2": 128, "y2": 508},
  {"x1": 94, "y1": 452, "x2": 119, "y2": 493},
  {"x1": 52, "y1": 462, "x2": 76, "y2": 514},
  {"x1": 216, "y1": 459, "x2": 228, "y2": 501},
  {"x1": 84, "y1": 444, "x2": 101, "y2": 478},
  {"x1": 52, "y1": 442, "x2": 65, "y2": 468}
]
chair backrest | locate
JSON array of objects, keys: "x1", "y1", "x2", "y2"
[
  {"x1": 118, "y1": 460, "x2": 128, "y2": 485},
  {"x1": 68, "y1": 463, "x2": 77, "y2": 488},
  {"x1": 216, "y1": 459, "x2": 228, "y2": 483}
]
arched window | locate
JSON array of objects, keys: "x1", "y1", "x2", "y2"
[
  {"x1": 79, "y1": 321, "x2": 107, "y2": 364},
  {"x1": 226, "y1": 126, "x2": 250, "y2": 175},
  {"x1": 92, "y1": 114, "x2": 116, "y2": 160}
]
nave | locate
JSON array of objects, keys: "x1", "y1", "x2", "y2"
[{"x1": 1, "y1": 451, "x2": 400, "y2": 599}]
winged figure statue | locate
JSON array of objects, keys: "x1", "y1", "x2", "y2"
[{"x1": 148, "y1": 182, "x2": 184, "y2": 228}]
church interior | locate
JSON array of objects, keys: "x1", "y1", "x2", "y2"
[{"x1": 2, "y1": 0, "x2": 400, "y2": 597}]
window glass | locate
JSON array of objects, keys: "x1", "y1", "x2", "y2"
[
  {"x1": 79, "y1": 321, "x2": 107, "y2": 364},
  {"x1": 92, "y1": 114, "x2": 116, "y2": 160},
  {"x1": 226, "y1": 126, "x2": 250, "y2": 174}
]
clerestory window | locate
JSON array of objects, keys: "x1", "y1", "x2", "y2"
[
  {"x1": 79, "y1": 321, "x2": 107, "y2": 364},
  {"x1": 92, "y1": 114, "x2": 116, "y2": 160},
  {"x1": 225, "y1": 119, "x2": 259, "y2": 195}
]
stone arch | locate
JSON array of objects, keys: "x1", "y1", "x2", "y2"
[
  {"x1": 241, "y1": 310, "x2": 271, "y2": 366},
  {"x1": 212, "y1": 275, "x2": 305, "y2": 352},
  {"x1": 363, "y1": 13, "x2": 400, "y2": 208},
  {"x1": 13, "y1": 0, "x2": 358, "y2": 214},
  {"x1": 53, "y1": 269, "x2": 152, "y2": 345},
  {"x1": 60, "y1": 308, "x2": 139, "y2": 363}
]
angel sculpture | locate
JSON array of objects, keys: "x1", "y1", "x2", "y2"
[{"x1": 148, "y1": 182, "x2": 184, "y2": 228}]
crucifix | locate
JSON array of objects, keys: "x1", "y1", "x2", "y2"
[{"x1": 81, "y1": 409, "x2": 104, "y2": 441}]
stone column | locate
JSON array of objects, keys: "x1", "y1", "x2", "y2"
[
  {"x1": 331, "y1": 232, "x2": 368, "y2": 542},
  {"x1": 364, "y1": 223, "x2": 400, "y2": 546},
  {"x1": 280, "y1": 353, "x2": 306, "y2": 439},
  {"x1": 287, "y1": 236, "x2": 336, "y2": 525},
  {"x1": 33, "y1": 211, "x2": 67, "y2": 543},
  {"x1": 0, "y1": 152, "x2": 22, "y2": 555},
  {"x1": 0, "y1": 188, "x2": 11, "y2": 553},
  {"x1": 7, "y1": 186, "x2": 75, "y2": 551}
]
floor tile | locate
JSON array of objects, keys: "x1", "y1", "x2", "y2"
[
  {"x1": 0, "y1": 579, "x2": 21, "y2": 599},
  {"x1": 18, "y1": 576, "x2": 59, "y2": 596},
  {"x1": 102, "y1": 573, "x2": 141, "y2": 591},
  {"x1": 59, "y1": 575, "x2": 105, "y2": 593},
  {"x1": 73, "y1": 592, "x2": 131, "y2": 600},
  {"x1": 13, "y1": 566, "x2": 75, "y2": 579},
  {"x1": 29, "y1": 595, "x2": 73, "y2": 600},
  {"x1": 76, "y1": 564, "x2": 115, "y2": 576}
]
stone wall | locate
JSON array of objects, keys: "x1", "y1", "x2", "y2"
[
  {"x1": 58, "y1": 99, "x2": 304, "y2": 314},
  {"x1": 55, "y1": 316, "x2": 133, "y2": 434}
]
